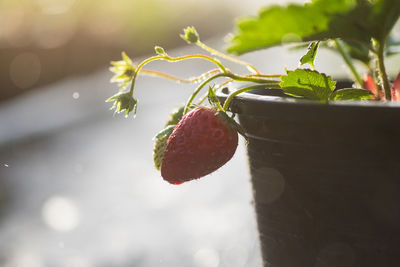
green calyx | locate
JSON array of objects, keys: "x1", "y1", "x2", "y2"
[
  {"x1": 106, "y1": 91, "x2": 138, "y2": 117},
  {"x1": 153, "y1": 106, "x2": 185, "y2": 170},
  {"x1": 216, "y1": 110, "x2": 248, "y2": 142},
  {"x1": 153, "y1": 128, "x2": 173, "y2": 170},
  {"x1": 181, "y1": 26, "x2": 200, "y2": 44}
]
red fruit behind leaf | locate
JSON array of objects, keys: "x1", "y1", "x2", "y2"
[
  {"x1": 363, "y1": 74, "x2": 379, "y2": 98},
  {"x1": 161, "y1": 107, "x2": 238, "y2": 184},
  {"x1": 391, "y1": 72, "x2": 400, "y2": 101}
]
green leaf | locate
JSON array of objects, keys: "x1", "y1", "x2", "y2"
[
  {"x1": 227, "y1": 0, "x2": 400, "y2": 54},
  {"x1": 121, "y1": 51, "x2": 133, "y2": 65},
  {"x1": 153, "y1": 106, "x2": 185, "y2": 171},
  {"x1": 371, "y1": 0, "x2": 400, "y2": 42},
  {"x1": 280, "y1": 69, "x2": 336, "y2": 101},
  {"x1": 153, "y1": 134, "x2": 168, "y2": 170},
  {"x1": 300, "y1": 41, "x2": 320, "y2": 69},
  {"x1": 340, "y1": 40, "x2": 370, "y2": 65},
  {"x1": 387, "y1": 36, "x2": 400, "y2": 56},
  {"x1": 154, "y1": 125, "x2": 175, "y2": 139},
  {"x1": 164, "y1": 106, "x2": 184, "y2": 126},
  {"x1": 330, "y1": 88, "x2": 375, "y2": 100}
]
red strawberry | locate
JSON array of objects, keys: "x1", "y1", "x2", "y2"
[
  {"x1": 363, "y1": 74, "x2": 380, "y2": 98},
  {"x1": 391, "y1": 72, "x2": 400, "y2": 101},
  {"x1": 161, "y1": 107, "x2": 238, "y2": 184}
]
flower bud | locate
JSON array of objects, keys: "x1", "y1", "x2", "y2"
[
  {"x1": 155, "y1": 46, "x2": 166, "y2": 56},
  {"x1": 180, "y1": 26, "x2": 200, "y2": 44}
]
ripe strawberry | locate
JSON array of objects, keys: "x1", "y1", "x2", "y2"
[
  {"x1": 391, "y1": 72, "x2": 400, "y2": 101},
  {"x1": 363, "y1": 74, "x2": 379, "y2": 98},
  {"x1": 161, "y1": 107, "x2": 238, "y2": 184}
]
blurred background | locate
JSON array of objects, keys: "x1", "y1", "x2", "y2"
[
  {"x1": 0, "y1": 0, "x2": 260, "y2": 100},
  {"x1": 0, "y1": 0, "x2": 398, "y2": 266}
]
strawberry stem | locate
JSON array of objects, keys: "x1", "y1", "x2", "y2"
[
  {"x1": 334, "y1": 39, "x2": 363, "y2": 87},
  {"x1": 196, "y1": 40, "x2": 261, "y2": 74},
  {"x1": 129, "y1": 54, "x2": 228, "y2": 95},
  {"x1": 183, "y1": 72, "x2": 281, "y2": 114},
  {"x1": 184, "y1": 73, "x2": 230, "y2": 114},
  {"x1": 196, "y1": 79, "x2": 234, "y2": 105},
  {"x1": 222, "y1": 83, "x2": 281, "y2": 112},
  {"x1": 373, "y1": 38, "x2": 391, "y2": 101},
  {"x1": 246, "y1": 74, "x2": 282, "y2": 78},
  {"x1": 139, "y1": 68, "x2": 221, "y2": 84}
]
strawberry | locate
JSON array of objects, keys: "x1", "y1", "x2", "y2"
[
  {"x1": 391, "y1": 72, "x2": 400, "y2": 101},
  {"x1": 161, "y1": 107, "x2": 238, "y2": 184},
  {"x1": 363, "y1": 74, "x2": 380, "y2": 99}
]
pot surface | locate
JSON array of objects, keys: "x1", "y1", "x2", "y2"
[{"x1": 218, "y1": 86, "x2": 400, "y2": 267}]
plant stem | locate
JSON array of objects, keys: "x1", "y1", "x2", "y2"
[
  {"x1": 139, "y1": 69, "x2": 221, "y2": 84},
  {"x1": 334, "y1": 39, "x2": 363, "y2": 87},
  {"x1": 129, "y1": 54, "x2": 228, "y2": 95},
  {"x1": 246, "y1": 74, "x2": 282, "y2": 78},
  {"x1": 196, "y1": 41, "x2": 261, "y2": 74},
  {"x1": 222, "y1": 84, "x2": 281, "y2": 111},
  {"x1": 197, "y1": 79, "x2": 233, "y2": 105},
  {"x1": 375, "y1": 40, "x2": 391, "y2": 100},
  {"x1": 183, "y1": 71, "x2": 278, "y2": 113},
  {"x1": 184, "y1": 73, "x2": 231, "y2": 114}
]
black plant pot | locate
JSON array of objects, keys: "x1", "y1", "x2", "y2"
[{"x1": 218, "y1": 83, "x2": 400, "y2": 267}]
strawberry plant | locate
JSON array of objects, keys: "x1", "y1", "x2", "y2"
[{"x1": 107, "y1": 0, "x2": 400, "y2": 184}]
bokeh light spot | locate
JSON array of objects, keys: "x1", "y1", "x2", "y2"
[
  {"x1": 42, "y1": 196, "x2": 80, "y2": 232},
  {"x1": 4, "y1": 249, "x2": 44, "y2": 267},
  {"x1": 10, "y1": 53, "x2": 41, "y2": 89},
  {"x1": 72, "y1": 92, "x2": 80, "y2": 99},
  {"x1": 32, "y1": 14, "x2": 76, "y2": 49}
]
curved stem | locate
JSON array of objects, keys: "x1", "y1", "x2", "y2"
[
  {"x1": 222, "y1": 84, "x2": 281, "y2": 111},
  {"x1": 246, "y1": 74, "x2": 282, "y2": 78},
  {"x1": 197, "y1": 79, "x2": 233, "y2": 105},
  {"x1": 196, "y1": 41, "x2": 261, "y2": 74},
  {"x1": 334, "y1": 39, "x2": 363, "y2": 86},
  {"x1": 231, "y1": 75, "x2": 280, "y2": 84},
  {"x1": 129, "y1": 54, "x2": 228, "y2": 95},
  {"x1": 140, "y1": 68, "x2": 221, "y2": 84},
  {"x1": 184, "y1": 73, "x2": 232, "y2": 114},
  {"x1": 184, "y1": 71, "x2": 281, "y2": 113}
]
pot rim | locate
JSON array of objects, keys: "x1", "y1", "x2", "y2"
[{"x1": 217, "y1": 87, "x2": 400, "y2": 124}]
